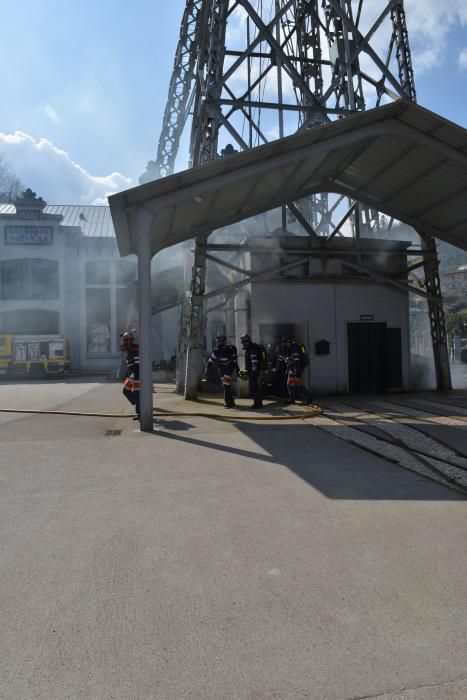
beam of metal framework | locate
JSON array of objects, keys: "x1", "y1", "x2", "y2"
[
  {"x1": 419, "y1": 233, "x2": 452, "y2": 391},
  {"x1": 148, "y1": 0, "x2": 451, "y2": 395},
  {"x1": 141, "y1": 0, "x2": 214, "y2": 394},
  {"x1": 140, "y1": 0, "x2": 208, "y2": 183},
  {"x1": 184, "y1": 0, "x2": 230, "y2": 398}
]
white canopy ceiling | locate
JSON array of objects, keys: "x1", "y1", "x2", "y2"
[{"x1": 109, "y1": 101, "x2": 467, "y2": 257}]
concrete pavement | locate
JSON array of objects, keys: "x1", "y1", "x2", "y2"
[{"x1": 0, "y1": 379, "x2": 466, "y2": 699}]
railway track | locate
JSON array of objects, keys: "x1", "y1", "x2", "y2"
[{"x1": 304, "y1": 399, "x2": 467, "y2": 496}]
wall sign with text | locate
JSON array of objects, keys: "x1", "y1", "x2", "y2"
[
  {"x1": 17, "y1": 210, "x2": 42, "y2": 220},
  {"x1": 5, "y1": 226, "x2": 53, "y2": 245}
]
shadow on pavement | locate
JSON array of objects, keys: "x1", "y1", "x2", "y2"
[
  {"x1": 154, "y1": 419, "x2": 195, "y2": 431},
  {"x1": 150, "y1": 420, "x2": 464, "y2": 501}
]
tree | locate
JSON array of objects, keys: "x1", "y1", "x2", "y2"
[
  {"x1": 446, "y1": 309, "x2": 467, "y2": 337},
  {"x1": 0, "y1": 154, "x2": 24, "y2": 203}
]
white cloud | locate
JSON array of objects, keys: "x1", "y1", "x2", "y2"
[
  {"x1": 225, "y1": 5, "x2": 248, "y2": 47},
  {"x1": 458, "y1": 47, "x2": 467, "y2": 70},
  {"x1": 0, "y1": 131, "x2": 132, "y2": 205},
  {"x1": 405, "y1": 0, "x2": 467, "y2": 72}
]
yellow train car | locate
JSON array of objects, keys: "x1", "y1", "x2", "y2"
[{"x1": 0, "y1": 335, "x2": 71, "y2": 378}]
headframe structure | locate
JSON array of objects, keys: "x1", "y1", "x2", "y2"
[{"x1": 141, "y1": 0, "x2": 451, "y2": 395}]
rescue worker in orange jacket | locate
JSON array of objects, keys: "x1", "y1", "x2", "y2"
[
  {"x1": 277, "y1": 336, "x2": 313, "y2": 405},
  {"x1": 120, "y1": 330, "x2": 140, "y2": 419},
  {"x1": 204, "y1": 334, "x2": 239, "y2": 408}
]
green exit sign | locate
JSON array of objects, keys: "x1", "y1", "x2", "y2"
[{"x1": 360, "y1": 314, "x2": 374, "y2": 321}]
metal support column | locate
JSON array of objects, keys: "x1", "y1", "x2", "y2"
[
  {"x1": 137, "y1": 211, "x2": 154, "y2": 431},
  {"x1": 420, "y1": 233, "x2": 452, "y2": 391},
  {"x1": 184, "y1": 237, "x2": 208, "y2": 399}
]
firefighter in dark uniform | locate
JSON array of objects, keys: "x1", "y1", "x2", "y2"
[
  {"x1": 240, "y1": 334, "x2": 263, "y2": 409},
  {"x1": 204, "y1": 334, "x2": 239, "y2": 408},
  {"x1": 277, "y1": 336, "x2": 313, "y2": 405},
  {"x1": 120, "y1": 330, "x2": 141, "y2": 419},
  {"x1": 260, "y1": 343, "x2": 276, "y2": 394}
]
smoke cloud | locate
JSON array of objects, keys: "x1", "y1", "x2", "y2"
[
  {"x1": 0, "y1": 131, "x2": 132, "y2": 205},
  {"x1": 458, "y1": 48, "x2": 467, "y2": 70}
]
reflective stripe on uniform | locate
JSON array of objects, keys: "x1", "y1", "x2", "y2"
[{"x1": 124, "y1": 378, "x2": 141, "y2": 391}]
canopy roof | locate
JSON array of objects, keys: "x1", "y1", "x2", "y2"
[{"x1": 109, "y1": 101, "x2": 467, "y2": 257}]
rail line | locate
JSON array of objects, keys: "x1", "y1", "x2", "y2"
[
  {"x1": 326, "y1": 399, "x2": 467, "y2": 467},
  {"x1": 380, "y1": 396, "x2": 467, "y2": 423},
  {"x1": 310, "y1": 400, "x2": 467, "y2": 495}
]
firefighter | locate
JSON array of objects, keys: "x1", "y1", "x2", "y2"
[
  {"x1": 277, "y1": 336, "x2": 313, "y2": 405},
  {"x1": 120, "y1": 330, "x2": 141, "y2": 419},
  {"x1": 204, "y1": 334, "x2": 239, "y2": 408},
  {"x1": 265, "y1": 342, "x2": 282, "y2": 395},
  {"x1": 240, "y1": 334, "x2": 263, "y2": 409}
]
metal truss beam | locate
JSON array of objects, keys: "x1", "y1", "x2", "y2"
[
  {"x1": 187, "y1": 251, "x2": 437, "y2": 306},
  {"x1": 419, "y1": 233, "x2": 452, "y2": 391},
  {"x1": 142, "y1": 0, "x2": 208, "y2": 182},
  {"x1": 152, "y1": 0, "x2": 430, "y2": 398}
]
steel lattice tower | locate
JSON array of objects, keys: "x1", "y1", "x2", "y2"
[{"x1": 143, "y1": 0, "x2": 451, "y2": 396}]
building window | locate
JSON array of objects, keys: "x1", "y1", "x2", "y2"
[
  {"x1": 0, "y1": 259, "x2": 59, "y2": 300},
  {"x1": 116, "y1": 259, "x2": 137, "y2": 286},
  {"x1": 116, "y1": 286, "x2": 132, "y2": 341},
  {"x1": 0, "y1": 309, "x2": 59, "y2": 334},
  {"x1": 85, "y1": 260, "x2": 110, "y2": 285},
  {"x1": 86, "y1": 288, "x2": 111, "y2": 353},
  {"x1": 85, "y1": 258, "x2": 136, "y2": 356}
]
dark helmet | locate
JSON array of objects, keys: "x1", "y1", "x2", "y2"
[
  {"x1": 216, "y1": 334, "x2": 227, "y2": 346},
  {"x1": 240, "y1": 333, "x2": 251, "y2": 347},
  {"x1": 281, "y1": 335, "x2": 292, "y2": 345}
]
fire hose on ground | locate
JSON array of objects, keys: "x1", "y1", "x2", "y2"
[{"x1": 0, "y1": 405, "x2": 322, "y2": 421}]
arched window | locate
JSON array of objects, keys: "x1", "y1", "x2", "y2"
[{"x1": 0, "y1": 259, "x2": 59, "y2": 300}]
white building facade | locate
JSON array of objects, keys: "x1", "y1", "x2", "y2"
[
  {"x1": 205, "y1": 235, "x2": 412, "y2": 395},
  {"x1": 0, "y1": 190, "x2": 137, "y2": 374}
]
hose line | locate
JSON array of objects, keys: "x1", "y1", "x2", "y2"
[{"x1": 0, "y1": 406, "x2": 322, "y2": 421}]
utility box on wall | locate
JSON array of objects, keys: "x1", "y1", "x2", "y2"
[{"x1": 315, "y1": 339, "x2": 330, "y2": 356}]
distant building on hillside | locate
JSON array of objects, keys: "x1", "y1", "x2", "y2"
[{"x1": 442, "y1": 265, "x2": 467, "y2": 293}]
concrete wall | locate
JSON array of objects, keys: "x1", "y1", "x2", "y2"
[{"x1": 250, "y1": 280, "x2": 410, "y2": 394}]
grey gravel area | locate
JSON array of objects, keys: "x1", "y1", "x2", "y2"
[
  {"x1": 328, "y1": 397, "x2": 467, "y2": 459},
  {"x1": 363, "y1": 399, "x2": 467, "y2": 431},
  {"x1": 404, "y1": 396, "x2": 467, "y2": 418},
  {"x1": 305, "y1": 413, "x2": 466, "y2": 492},
  {"x1": 321, "y1": 401, "x2": 467, "y2": 490}
]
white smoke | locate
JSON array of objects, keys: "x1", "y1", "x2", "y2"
[
  {"x1": 458, "y1": 47, "x2": 467, "y2": 70},
  {"x1": 0, "y1": 131, "x2": 132, "y2": 205}
]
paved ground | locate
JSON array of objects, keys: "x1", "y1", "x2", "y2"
[{"x1": 0, "y1": 379, "x2": 466, "y2": 700}]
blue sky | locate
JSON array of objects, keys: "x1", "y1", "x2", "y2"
[{"x1": 0, "y1": 0, "x2": 466, "y2": 204}]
